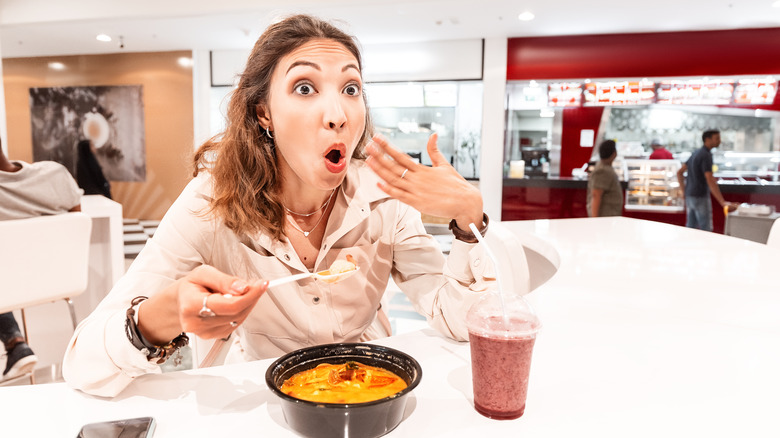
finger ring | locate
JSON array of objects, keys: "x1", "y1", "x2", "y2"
[
  {"x1": 198, "y1": 295, "x2": 216, "y2": 317},
  {"x1": 230, "y1": 321, "x2": 238, "y2": 328},
  {"x1": 400, "y1": 168, "x2": 408, "y2": 179}
]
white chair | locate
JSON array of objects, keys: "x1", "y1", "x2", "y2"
[
  {"x1": 767, "y1": 218, "x2": 780, "y2": 248},
  {"x1": 0, "y1": 212, "x2": 92, "y2": 381}
]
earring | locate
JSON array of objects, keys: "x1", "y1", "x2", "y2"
[{"x1": 265, "y1": 127, "x2": 274, "y2": 139}]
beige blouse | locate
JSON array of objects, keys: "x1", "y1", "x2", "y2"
[{"x1": 63, "y1": 161, "x2": 494, "y2": 397}]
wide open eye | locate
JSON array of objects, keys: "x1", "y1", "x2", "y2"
[
  {"x1": 343, "y1": 83, "x2": 360, "y2": 96},
  {"x1": 294, "y1": 83, "x2": 315, "y2": 96}
]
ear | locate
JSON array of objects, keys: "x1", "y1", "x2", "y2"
[{"x1": 256, "y1": 104, "x2": 272, "y2": 130}]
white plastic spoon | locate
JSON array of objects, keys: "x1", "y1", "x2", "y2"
[
  {"x1": 268, "y1": 266, "x2": 360, "y2": 288},
  {"x1": 198, "y1": 266, "x2": 360, "y2": 368}
]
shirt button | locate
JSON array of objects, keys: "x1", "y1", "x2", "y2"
[
  {"x1": 312, "y1": 296, "x2": 320, "y2": 304},
  {"x1": 284, "y1": 254, "x2": 290, "y2": 261},
  {"x1": 474, "y1": 258, "x2": 480, "y2": 266}
]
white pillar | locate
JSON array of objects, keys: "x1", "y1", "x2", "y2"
[
  {"x1": 479, "y1": 37, "x2": 508, "y2": 221},
  {"x1": 192, "y1": 49, "x2": 212, "y2": 150}
]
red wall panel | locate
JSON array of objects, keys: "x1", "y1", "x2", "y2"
[{"x1": 560, "y1": 107, "x2": 604, "y2": 177}]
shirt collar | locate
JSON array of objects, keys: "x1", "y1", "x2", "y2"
[{"x1": 241, "y1": 160, "x2": 390, "y2": 260}]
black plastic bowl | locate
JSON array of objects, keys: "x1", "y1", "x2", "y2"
[{"x1": 265, "y1": 343, "x2": 422, "y2": 438}]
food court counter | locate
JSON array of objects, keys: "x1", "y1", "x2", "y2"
[
  {"x1": 2, "y1": 217, "x2": 779, "y2": 437},
  {"x1": 502, "y1": 177, "x2": 780, "y2": 233}
]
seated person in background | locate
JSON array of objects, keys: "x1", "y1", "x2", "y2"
[
  {"x1": 587, "y1": 140, "x2": 623, "y2": 217},
  {"x1": 649, "y1": 138, "x2": 674, "y2": 160},
  {"x1": 0, "y1": 137, "x2": 82, "y2": 380},
  {"x1": 63, "y1": 14, "x2": 492, "y2": 398},
  {"x1": 76, "y1": 139, "x2": 112, "y2": 199}
]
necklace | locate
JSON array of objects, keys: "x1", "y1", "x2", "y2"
[
  {"x1": 284, "y1": 189, "x2": 336, "y2": 217},
  {"x1": 285, "y1": 190, "x2": 336, "y2": 237}
]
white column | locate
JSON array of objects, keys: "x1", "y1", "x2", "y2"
[
  {"x1": 479, "y1": 37, "x2": 508, "y2": 221},
  {"x1": 192, "y1": 49, "x2": 212, "y2": 150}
]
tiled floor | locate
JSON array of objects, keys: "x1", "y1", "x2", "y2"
[
  {"x1": 123, "y1": 218, "x2": 159, "y2": 258},
  {"x1": 1, "y1": 219, "x2": 443, "y2": 386}
]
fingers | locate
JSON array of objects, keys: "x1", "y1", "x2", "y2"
[
  {"x1": 426, "y1": 133, "x2": 448, "y2": 167},
  {"x1": 366, "y1": 138, "x2": 415, "y2": 189},
  {"x1": 198, "y1": 280, "x2": 268, "y2": 317},
  {"x1": 370, "y1": 134, "x2": 419, "y2": 169},
  {"x1": 179, "y1": 267, "x2": 269, "y2": 338},
  {"x1": 187, "y1": 265, "x2": 254, "y2": 296},
  {"x1": 366, "y1": 146, "x2": 406, "y2": 183}
]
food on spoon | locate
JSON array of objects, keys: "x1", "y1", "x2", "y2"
[
  {"x1": 316, "y1": 255, "x2": 358, "y2": 283},
  {"x1": 280, "y1": 361, "x2": 407, "y2": 403},
  {"x1": 328, "y1": 254, "x2": 357, "y2": 274}
]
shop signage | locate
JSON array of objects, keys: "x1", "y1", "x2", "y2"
[
  {"x1": 548, "y1": 82, "x2": 582, "y2": 107},
  {"x1": 520, "y1": 76, "x2": 777, "y2": 108},
  {"x1": 733, "y1": 79, "x2": 777, "y2": 105},
  {"x1": 583, "y1": 80, "x2": 655, "y2": 106},
  {"x1": 656, "y1": 80, "x2": 734, "y2": 105}
]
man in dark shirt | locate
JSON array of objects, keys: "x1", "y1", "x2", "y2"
[{"x1": 676, "y1": 130, "x2": 736, "y2": 231}]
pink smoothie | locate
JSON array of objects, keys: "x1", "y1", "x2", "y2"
[{"x1": 468, "y1": 317, "x2": 537, "y2": 420}]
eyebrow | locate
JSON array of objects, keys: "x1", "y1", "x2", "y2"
[{"x1": 286, "y1": 61, "x2": 361, "y2": 74}]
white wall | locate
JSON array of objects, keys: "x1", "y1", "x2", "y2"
[{"x1": 362, "y1": 40, "x2": 483, "y2": 83}]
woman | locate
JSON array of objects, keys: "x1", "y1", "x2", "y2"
[
  {"x1": 76, "y1": 139, "x2": 112, "y2": 199},
  {"x1": 63, "y1": 14, "x2": 490, "y2": 397}
]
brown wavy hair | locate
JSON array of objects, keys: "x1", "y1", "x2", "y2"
[{"x1": 193, "y1": 14, "x2": 373, "y2": 241}]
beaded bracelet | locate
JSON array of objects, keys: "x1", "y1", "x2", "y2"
[{"x1": 125, "y1": 296, "x2": 189, "y2": 365}]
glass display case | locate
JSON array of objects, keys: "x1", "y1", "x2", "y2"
[
  {"x1": 623, "y1": 159, "x2": 684, "y2": 212},
  {"x1": 712, "y1": 151, "x2": 780, "y2": 183}
]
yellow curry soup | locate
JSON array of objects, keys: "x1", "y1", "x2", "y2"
[{"x1": 281, "y1": 361, "x2": 408, "y2": 404}]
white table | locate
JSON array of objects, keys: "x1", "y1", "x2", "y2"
[{"x1": 2, "y1": 217, "x2": 779, "y2": 437}]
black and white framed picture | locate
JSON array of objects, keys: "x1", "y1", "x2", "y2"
[{"x1": 29, "y1": 85, "x2": 146, "y2": 182}]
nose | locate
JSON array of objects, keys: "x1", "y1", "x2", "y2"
[{"x1": 323, "y1": 95, "x2": 347, "y2": 130}]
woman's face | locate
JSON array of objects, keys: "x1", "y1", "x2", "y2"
[{"x1": 262, "y1": 39, "x2": 366, "y2": 192}]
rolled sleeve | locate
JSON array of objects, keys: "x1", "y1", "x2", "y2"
[{"x1": 63, "y1": 309, "x2": 161, "y2": 398}]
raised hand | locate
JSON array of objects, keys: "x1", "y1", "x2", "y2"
[{"x1": 365, "y1": 133, "x2": 483, "y2": 230}]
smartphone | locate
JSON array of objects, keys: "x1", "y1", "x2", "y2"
[{"x1": 76, "y1": 417, "x2": 156, "y2": 438}]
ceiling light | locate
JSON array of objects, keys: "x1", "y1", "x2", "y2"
[
  {"x1": 48, "y1": 62, "x2": 66, "y2": 71},
  {"x1": 518, "y1": 11, "x2": 535, "y2": 21},
  {"x1": 96, "y1": 34, "x2": 111, "y2": 42},
  {"x1": 177, "y1": 57, "x2": 193, "y2": 68}
]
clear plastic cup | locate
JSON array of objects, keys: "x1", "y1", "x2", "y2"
[{"x1": 466, "y1": 292, "x2": 541, "y2": 420}]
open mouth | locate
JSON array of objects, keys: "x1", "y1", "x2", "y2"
[{"x1": 325, "y1": 149, "x2": 342, "y2": 164}]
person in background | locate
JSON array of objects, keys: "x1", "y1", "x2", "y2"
[
  {"x1": 0, "y1": 137, "x2": 82, "y2": 381},
  {"x1": 76, "y1": 139, "x2": 111, "y2": 199},
  {"x1": 676, "y1": 130, "x2": 737, "y2": 231},
  {"x1": 648, "y1": 138, "x2": 673, "y2": 160},
  {"x1": 587, "y1": 140, "x2": 623, "y2": 218},
  {"x1": 63, "y1": 14, "x2": 491, "y2": 398}
]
